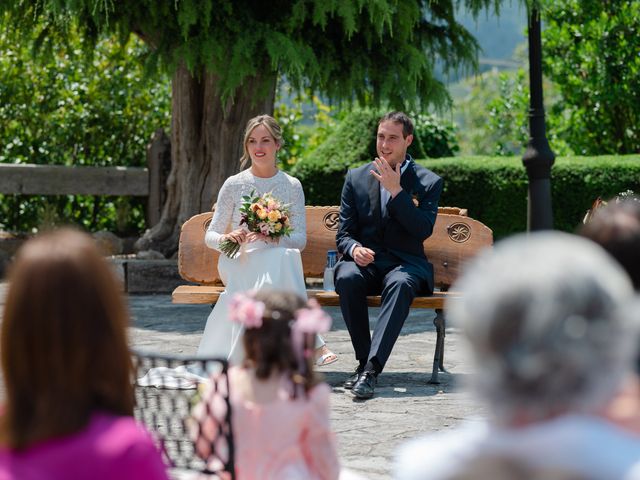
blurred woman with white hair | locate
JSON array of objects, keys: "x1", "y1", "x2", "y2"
[{"x1": 395, "y1": 231, "x2": 640, "y2": 480}]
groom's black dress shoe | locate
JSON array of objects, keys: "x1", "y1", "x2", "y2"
[
  {"x1": 352, "y1": 370, "x2": 377, "y2": 399},
  {"x1": 343, "y1": 367, "x2": 364, "y2": 390}
]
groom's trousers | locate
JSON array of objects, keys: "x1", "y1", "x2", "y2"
[{"x1": 335, "y1": 254, "x2": 427, "y2": 372}]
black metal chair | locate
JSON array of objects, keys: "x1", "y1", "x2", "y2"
[{"x1": 132, "y1": 351, "x2": 235, "y2": 479}]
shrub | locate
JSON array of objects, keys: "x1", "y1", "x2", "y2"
[
  {"x1": 411, "y1": 112, "x2": 459, "y2": 159},
  {"x1": 0, "y1": 22, "x2": 171, "y2": 234},
  {"x1": 543, "y1": 0, "x2": 640, "y2": 155}
]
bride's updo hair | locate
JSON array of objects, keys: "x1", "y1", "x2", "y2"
[
  {"x1": 239, "y1": 114, "x2": 284, "y2": 169},
  {"x1": 242, "y1": 290, "x2": 319, "y2": 396}
]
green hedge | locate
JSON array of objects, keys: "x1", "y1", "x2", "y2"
[{"x1": 295, "y1": 155, "x2": 640, "y2": 240}]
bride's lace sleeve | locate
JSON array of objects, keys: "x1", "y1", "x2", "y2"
[
  {"x1": 205, "y1": 180, "x2": 235, "y2": 251},
  {"x1": 279, "y1": 177, "x2": 307, "y2": 250}
]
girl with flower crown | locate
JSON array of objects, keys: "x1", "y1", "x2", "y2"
[{"x1": 190, "y1": 290, "x2": 340, "y2": 480}]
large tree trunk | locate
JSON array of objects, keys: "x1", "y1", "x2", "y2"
[{"x1": 136, "y1": 64, "x2": 277, "y2": 257}]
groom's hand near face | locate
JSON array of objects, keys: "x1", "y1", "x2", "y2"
[{"x1": 370, "y1": 156, "x2": 402, "y2": 198}]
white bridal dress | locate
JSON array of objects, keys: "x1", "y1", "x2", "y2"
[
  {"x1": 138, "y1": 168, "x2": 321, "y2": 388},
  {"x1": 198, "y1": 168, "x2": 314, "y2": 364}
]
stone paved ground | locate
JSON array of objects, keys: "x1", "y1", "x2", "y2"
[{"x1": 0, "y1": 284, "x2": 485, "y2": 479}]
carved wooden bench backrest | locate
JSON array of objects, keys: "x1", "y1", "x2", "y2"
[{"x1": 178, "y1": 206, "x2": 493, "y2": 289}]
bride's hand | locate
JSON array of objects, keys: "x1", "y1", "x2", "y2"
[
  {"x1": 223, "y1": 228, "x2": 247, "y2": 244},
  {"x1": 246, "y1": 232, "x2": 276, "y2": 244}
]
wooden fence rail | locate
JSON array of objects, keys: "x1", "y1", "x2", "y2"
[
  {"x1": 0, "y1": 164, "x2": 149, "y2": 196},
  {"x1": 0, "y1": 129, "x2": 170, "y2": 227}
]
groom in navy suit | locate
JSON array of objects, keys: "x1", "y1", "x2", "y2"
[{"x1": 335, "y1": 111, "x2": 443, "y2": 399}]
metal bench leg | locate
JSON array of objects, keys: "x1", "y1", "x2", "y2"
[{"x1": 429, "y1": 309, "x2": 446, "y2": 384}]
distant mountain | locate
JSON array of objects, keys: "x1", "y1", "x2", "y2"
[
  {"x1": 461, "y1": 2, "x2": 527, "y2": 65},
  {"x1": 440, "y1": 1, "x2": 527, "y2": 82}
]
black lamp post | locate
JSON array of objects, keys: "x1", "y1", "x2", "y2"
[{"x1": 522, "y1": 7, "x2": 555, "y2": 231}]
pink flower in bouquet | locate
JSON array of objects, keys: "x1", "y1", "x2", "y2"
[{"x1": 259, "y1": 222, "x2": 273, "y2": 235}]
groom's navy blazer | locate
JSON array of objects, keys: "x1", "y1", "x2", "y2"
[{"x1": 336, "y1": 157, "x2": 443, "y2": 293}]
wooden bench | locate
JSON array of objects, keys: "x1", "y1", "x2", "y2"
[{"x1": 172, "y1": 206, "x2": 493, "y2": 383}]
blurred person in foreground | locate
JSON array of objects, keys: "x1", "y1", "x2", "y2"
[
  {"x1": 395, "y1": 231, "x2": 640, "y2": 480},
  {"x1": 0, "y1": 229, "x2": 168, "y2": 480},
  {"x1": 579, "y1": 195, "x2": 640, "y2": 290},
  {"x1": 447, "y1": 455, "x2": 587, "y2": 480},
  {"x1": 579, "y1": 196, "x2": 640, "y2": 433}
]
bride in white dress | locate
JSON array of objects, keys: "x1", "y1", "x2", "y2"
[{"x1": 197, "y1": 114, "x2": 335, "y2": 365}]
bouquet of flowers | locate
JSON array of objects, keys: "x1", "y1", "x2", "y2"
[{"x1": 219, "y1": 191, "x2": 293, "y2": 258}]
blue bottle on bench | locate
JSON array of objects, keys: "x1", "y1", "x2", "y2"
[{"x1": 323, "y1": 250, "x2": 338, "y2": 291}]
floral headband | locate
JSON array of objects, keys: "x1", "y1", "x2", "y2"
[
  {"x1": 228, "y1": 292, "x2": 331, "y2": 334},
  {"x1": 230, "y1": 292, "x2": 332, "y2": 396},
  {"x1": 228, "y1": 292, "x2": 265, "y2": 328}
]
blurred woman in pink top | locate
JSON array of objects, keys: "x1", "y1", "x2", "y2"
[
  {"x1": 190, "y1": 290, "x2": 340, "y2": 480},
  {"x1": 0, "y1": 229, "x2": 168, "y2": 480}
]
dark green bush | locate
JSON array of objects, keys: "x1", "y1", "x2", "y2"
[
  {"x1": 411, "y1": 112, "x2": 459, "y2": 159},
  {"x1": 295, "y1": 154, "x2": 640, "y2": 240},
  {"x1": 291, "y1": 109, "x2": 380, "y2": 204}
]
